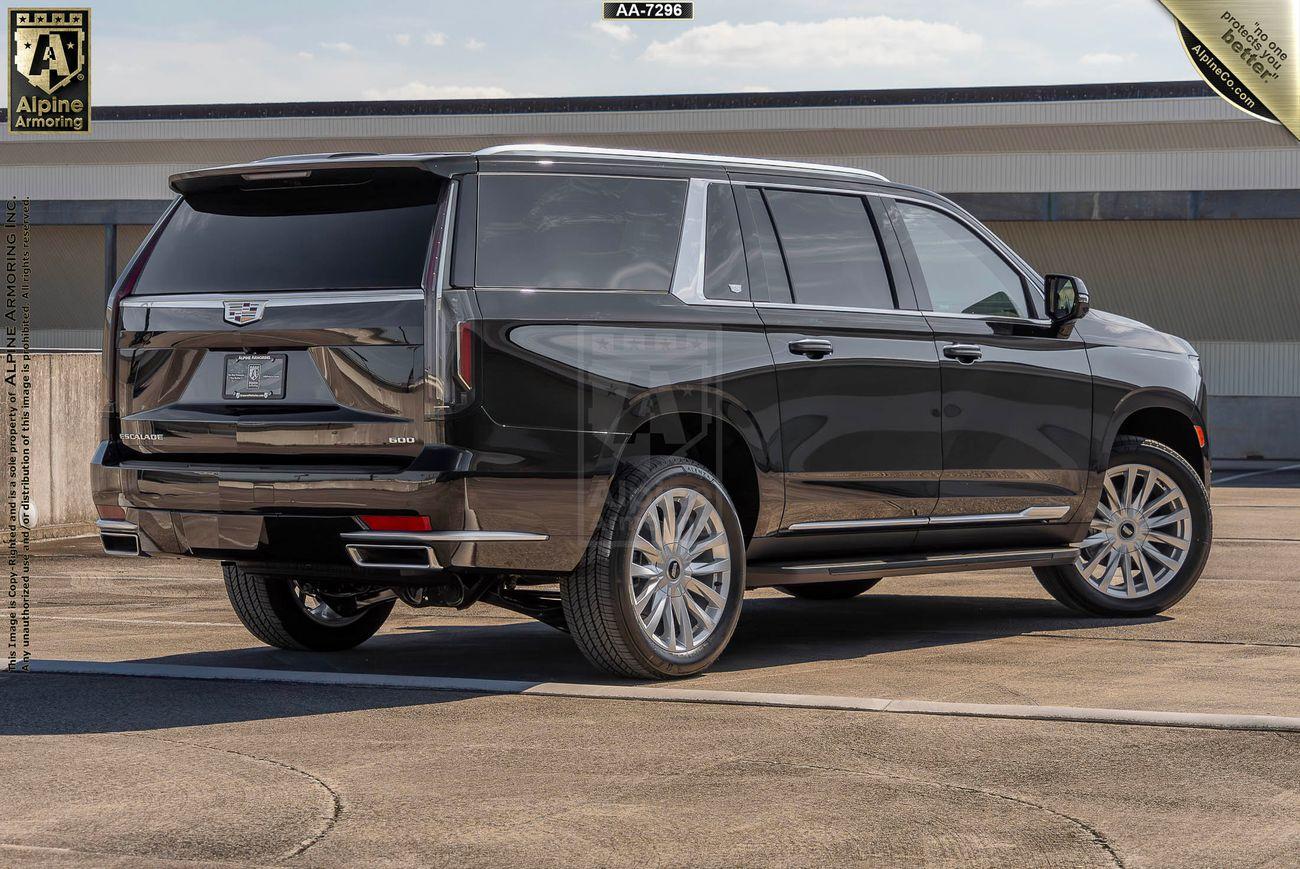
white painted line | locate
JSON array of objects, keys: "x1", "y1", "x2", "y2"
[
  {"x1": 29, "y1": 615, "x2": 241, "y2": 627},
  {"x1": 25, "y1": 659, "x2": 1300, "y2": 733},
  {"x1": 1214, "y1": 461, "x2": 1300, "y2": 485}
]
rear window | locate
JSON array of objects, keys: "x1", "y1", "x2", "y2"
[
  {"x1": 134, "y1": 177, "x2": 441, "y2": 294},
  {"x1": 476, "y1": 174, "x2": 687, "y2": 291}
]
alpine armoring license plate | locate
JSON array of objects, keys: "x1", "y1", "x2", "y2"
[{"x1": 223, "y1": 353, "x2": 287, "y2": 400}]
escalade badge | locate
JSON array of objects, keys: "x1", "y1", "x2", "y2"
[{"x1": 223, "y1": 300, "x2": 266, "y2": 326}]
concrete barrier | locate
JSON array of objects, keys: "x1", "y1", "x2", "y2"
[{"x1": 1, "y1": 351, "x2": 100, "y2": 541}]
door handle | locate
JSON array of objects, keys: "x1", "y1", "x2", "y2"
[
  {"x1": 943, "y1": 343, "x2": 983, "y2": 363},
  {"x1": 789, "y1": 338, "x2": 834, "y2": 359}
]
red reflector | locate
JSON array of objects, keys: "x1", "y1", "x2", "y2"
[
  {"x1": 456, "y1": 321, "x2": 473, "y2": 389},
  {"x1": 96, "y1": 505, "x2": 126, "y2": 521},
  {"x1": 1194, "y1": 425, "x2": 1206, "y2": 448},
  {"x1": 358, "y1": 515, "x2": 431, "y2": 532}
]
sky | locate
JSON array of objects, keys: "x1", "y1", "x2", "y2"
[{"x1": 82, "y1": 0, "x2": 1195, "y2": 105}]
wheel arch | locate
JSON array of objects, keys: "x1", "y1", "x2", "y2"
[
  {"x1": 613, "y1": 405, "x2": 780, "y2": 543},
  {"x1": 1103, "y1": 389, "x2": 1209, "y2": 481}
]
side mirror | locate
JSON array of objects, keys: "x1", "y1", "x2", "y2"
[{"x1": 1044, "y1": 274, "x2": 1090, "y2": 330}]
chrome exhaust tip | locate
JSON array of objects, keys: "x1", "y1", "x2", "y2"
[
  {"x1": 100, "y1": 531, "x2": 141, "y2": 557},
  {"x1": 345, "y1": 543, "x2": 440, "y2": 571}
]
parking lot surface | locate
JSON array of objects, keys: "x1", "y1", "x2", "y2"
[{"x1": 3, "y1": 476, "x2": 1298, "y2": 867}]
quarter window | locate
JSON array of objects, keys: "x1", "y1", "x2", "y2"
[
  {"x1": 764, "y1": 189, "x2": 894, "y2": 310},
  {"x1": 476, "y1": 174, "x2": 687, "y2": 291},
  {"x1": 897, "y1": 202, "x2": 1028, "y2": 318}
]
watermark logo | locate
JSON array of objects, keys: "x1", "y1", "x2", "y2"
[{"x1": 7, "y1": 8, "x2": 90, "y2": 133}]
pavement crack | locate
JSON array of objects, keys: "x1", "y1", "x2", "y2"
[
  {"x1": 740, "y1": 757, "x2": 1125, "y2": 869},
  {"x1": 122, "y1": 732, "x2": 342, "y2": 862}
]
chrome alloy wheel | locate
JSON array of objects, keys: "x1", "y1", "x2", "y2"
[
  {"x1": 1075, "y1": 463, "x2": 1193, "y2": 599},
  {"x1": 292, "y1": 581, "x2": 365, "y2": 627},
  {"x1": 628, "y1": 487, "x2": 732, "y2": 655}
]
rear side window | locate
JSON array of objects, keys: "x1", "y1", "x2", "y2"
[
  {"x1": 703, "y1": 183, "x2": 747, "y2": 300},
  {"x1": 476, "y1": 174, "x2": 687, "y2": 291},
  {"x1": 740, "y1": 187, "x2": 792, "y2": 304},
  {"x1": 134, "y1": 178, "x2": 441, "y2": 294},
  {"x1": 896, "y1": 202, "x2": 1028, "y2": 318},
  {"x1": 764, "y1": 189, "x2": 894, "y2": 310}
]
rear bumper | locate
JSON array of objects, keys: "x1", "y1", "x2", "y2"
[{"x1": 91, "y1": 441, "x2": 595, "y2": 574}]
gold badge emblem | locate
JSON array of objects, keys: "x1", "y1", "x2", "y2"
[{"x1": 8, "y1": 8, "x2": 91, "y2": 133}]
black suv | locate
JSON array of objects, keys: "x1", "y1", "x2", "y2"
[{"x1": 92, "y1": 145, "x2": 1213, "y2": 678}]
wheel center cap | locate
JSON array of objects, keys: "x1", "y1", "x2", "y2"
[
  {"x1": 667, "y1": 560, "x2": 682, "y2": 581},
  {"x1": 1118, "y1": 521, "x2": 1136, "y2": 539}
]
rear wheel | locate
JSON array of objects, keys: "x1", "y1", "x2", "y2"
[
  {"x1": 1034, "y1": 437, "x2": 1211, "y2": 616},
  {"x1": 223, "y1": 563, "x2": 395, "y2": 651},
  {"x1": 775, "y1": 579, "x2": 880, "y2": 600},
  {"x1": 562, "y1": 456, "x2": 745, "y2": 679}
]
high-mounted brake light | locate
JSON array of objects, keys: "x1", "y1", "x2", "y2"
[
  {"x1": 357, "y1": 515, "x2": 432, "y2": 532},
  {"x1": 456, "y1": 321, "x2": 474, "y2": 390}
]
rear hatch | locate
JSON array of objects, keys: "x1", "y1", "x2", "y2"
[{"x1": 108, "y1": 162, "x2": 450, "y2": 468}]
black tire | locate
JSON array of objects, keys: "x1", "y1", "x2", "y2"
[
  {"x1": 775, "y1": 579, "x2": 880, "y2": 600},
  {"x1": 561, "y1": 456, "x2": 746, "y2": 679},
  {"x1": 222, "y1": 562, "x2": 395, "y2": 651},
  {"x1": 1034, "y1": 437, "x2": 1212, "y2": 617}
]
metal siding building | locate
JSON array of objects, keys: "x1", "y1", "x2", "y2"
[{"x1": 5, "y1": 81, "x2": 1298, "y2": 460}]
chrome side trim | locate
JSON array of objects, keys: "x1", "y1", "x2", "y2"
[
  {"x1": 120, "y1": 290, "x2": 426, "y2": 309},
  {"x1": 755, "y1": 301, "x2": 925, "y2": 317},
  {"x1": 780, "y1": 546, "x2": 1077, "y2": 574},
  {"x1": 340, "y1": 530, "x2": 550, "y2": 543},
  {"x1": 927, "y1": 505, "x2": 1072, "y2": 525},
  {"x1": 786, "y1": 505, "x2": 1070, "y2": 533},
  {"x1": 786, "y1": 516, "x2": 928, "y2": 532},
  {"x1": 474, "y1": 144, "x2": 888, "y2": 182}
]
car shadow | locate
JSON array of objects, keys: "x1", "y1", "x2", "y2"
[{"x1": 5, "y1": 589, "x2": 1167, "y2": 737}]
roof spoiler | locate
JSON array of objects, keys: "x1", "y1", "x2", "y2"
[{"x1": 169, "y1": 154, "x2": 474, "y2": 195}]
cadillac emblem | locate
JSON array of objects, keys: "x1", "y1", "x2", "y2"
[{"x1": 223, "y1": 300, "x2": 267, "y2": 326}]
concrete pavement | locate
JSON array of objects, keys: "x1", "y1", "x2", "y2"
[{"x1": 2, "y1": 477, "x2": 1298, "y2": 866}]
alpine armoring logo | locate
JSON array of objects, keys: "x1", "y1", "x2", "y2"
[{"x1": 8, "y1": 8, "x2": 90, "y2": 133}]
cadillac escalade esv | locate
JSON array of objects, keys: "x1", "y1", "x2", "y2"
[{"x1": 92, "y1": 145, "x2": 1213, "y2": 679}]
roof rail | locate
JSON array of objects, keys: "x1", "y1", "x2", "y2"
[{"x1": 474, "y1": 144, "x2": 888, "y2": 182}]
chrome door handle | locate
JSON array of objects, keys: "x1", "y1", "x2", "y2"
[
  {"x1": 943, "y1": 343, "x2": 983, "y2": 363},
  {"x1": 789, "y1": 338, "x2": 834, "y2": 359}
]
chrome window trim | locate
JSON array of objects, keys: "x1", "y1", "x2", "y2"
[
  {"x1": 474, "y1": 144, "x2": 888, "y2": 183},
  {"x1": 120, "y1": 290, "x2": 425, "y2": 308},
  {"x1": 786, "y1": 505, "x2": 1070, "y2": 533},
  {"x1": 754, "y1": 301, "x2": 925, "y2": 317}
]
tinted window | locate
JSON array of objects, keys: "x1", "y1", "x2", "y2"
[
  {"x1": 703, "y1": 184, "x2": 747, "y2": 300},
  {"x1": 742, "y1": 187, "x2": 791, "y2": 304},
  {"x1": 477, "y1": 174, "x2": 686, "y2": 291},
  {"x1": 897, "y1": 202, "x2": 1028, "y2": 317},
  {"x1": 135, "y1": 184, "x2": 440, "y2": 294},
  {"x1": 765, "y1": 189, "x2": 894, "y2": 309}
]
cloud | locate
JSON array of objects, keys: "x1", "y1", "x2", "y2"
[
  {"x1": 1080, "y1": 51, "x2": 1129, "y2": 65},
  {"x1": 641, "y1": 17, "x2": 982, "y2": 68},
  {"x1": 592, "y1": 21, "x2": 634, "y2": 42},
  {"x1": 296, "y1": 51, "x2": 314, "y2": 60},
  {"x1": 363, "y1": 82, "x2": 514, "y2": 100},
  {"x1": 394, "y1": 33, "x2": 412, "y2": 47},
  {"x1": 464, "y1": 37, "x2": 486, "y2": 51},
  {"x1": 740, "y1": 84, "x2": 774, "y2": 92},
  {"x1": 424, "y1": 31, "x2": 447, "y2": 47},
  {"x1": 319, "y1": 41, "x2": 356, "y2": 53}
]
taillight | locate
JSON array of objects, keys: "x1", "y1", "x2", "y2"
[
  {"x1": 456, "y1": 321, "x2": 474, "y2": 389},
  {"x1": 357, "y1": 515, "x2": 432, "y2": 532}
]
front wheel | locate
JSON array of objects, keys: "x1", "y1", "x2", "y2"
[
  {"x1": 562, "y1": 456, "x2": 745, "y2": 679},
  {"x1": 223, "y1": 563, "x2": 395, "y2": 651},
  {"x1": 1034, "y1": 437, "x2": 1212, "y2": 617}
]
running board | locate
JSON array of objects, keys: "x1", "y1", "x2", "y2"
[{"x1": 746, "y1": 545, "x2": 1080, "y2": 588}]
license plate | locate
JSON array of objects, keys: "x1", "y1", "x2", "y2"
[{"x1": 223, "y1": 353, "x2": 287, "y2": 400}]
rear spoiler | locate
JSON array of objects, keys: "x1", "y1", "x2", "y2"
[{"x1": 169, "y1": 154, "x2": 476, "y2": 196}]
